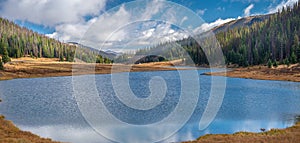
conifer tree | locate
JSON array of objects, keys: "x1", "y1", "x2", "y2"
[
  {"x1": 2, "y1": 47, "x2": 10, "y2": 63},
  {"x1": 0, "y1": 58, "x2": 4, "y2": 70}
]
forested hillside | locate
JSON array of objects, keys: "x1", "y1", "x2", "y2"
[
  {"x1": 212, "y1": 14, "x2": 270, "y2": 33},
  {"x1": 1, "y1": 1, "x2": 300, "y2": 67},
  {"x1": 0, "y1": 17, "x2": 111, "y2": 65},
  {"x1": 0, "y1": 18, "x2": 76, "y2": 61},
  {"x1": 217, "y1": 1, "x2": 300, "y2": 66},
  {"x1": 136, "y1": 1, "x2": 300, "y2": 67}
]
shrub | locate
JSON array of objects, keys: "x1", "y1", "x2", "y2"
[
  {"x1": 273, "y1": 61, "x2": 278, "y2": 68},
  {"x1": 267, "y1": 59, "x2": 272, "y2": 68},
  {"x1": 284, "y1": 58, "x2": 290, "y2": 67}
]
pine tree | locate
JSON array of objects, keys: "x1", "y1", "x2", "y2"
[
  {"x1": 290, "y1": 52, "x2": 297, "y2": 64},
  {"x1": 267, "y1": 59, "x2": 273, "y2": 68},
  {"x1": 297, "y1": 46, "x2": 300, "y2": 63},
  {"x1": 0, "y1": 58, "x2": 4, "y2": 70},
  {"x1": 284, "y1": 58, "x2": 290, "y2": 67},
  {"x1": 273, "y1": 60, "x2": 278, "y2": 68},
  {"x1": 2, "y1": 47, "x2": 10, "y2": 63}
]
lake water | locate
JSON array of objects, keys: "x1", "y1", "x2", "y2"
[{"x1": 0, "y1": 69, "x2": 300, "y2": 143}]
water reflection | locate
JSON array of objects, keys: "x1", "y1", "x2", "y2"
[
  {"x1": 19, "y1": 125, "x2": 109, "y2": 143},
  {"x1": 0, "y1": 70, "x2": 300, "y2": 143},
  {"x1": 19, "y1": 118, "x2": 296, "y2": 143}
]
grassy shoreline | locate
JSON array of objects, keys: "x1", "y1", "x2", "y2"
[
  {"x1": 205, "y1": 64, "x2": 300, "y2": 82},
  {"x1": 1, "y1": 114, "x2": 299, "y2": 143},
  {"x1": 0, "y1": 57, "x2": 180, "y2": 81},
  {"x1": 0, "y1": 115, "x2": 60, "y2": 143},
  {"x1": 1, "y1": 58, "x2": 299, "y2": 82},
  {"x1": 184, "y1": 121, "x2": 300, "y2": 143}
]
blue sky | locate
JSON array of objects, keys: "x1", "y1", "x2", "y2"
[{"x1": 0, "y1": 0, "x2": 298, "y2": 51}]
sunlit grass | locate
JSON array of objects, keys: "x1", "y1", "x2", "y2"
[
  {"x1": 0, "y1": 115, "x2": 61, "y2": 143},
  {"x1": 184, "y1": 118, "x2": 300, "y2": 143}
]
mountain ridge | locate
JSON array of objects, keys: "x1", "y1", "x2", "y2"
[{"x1": 212, "y1": 14, "x2": 272, "y2": 33}]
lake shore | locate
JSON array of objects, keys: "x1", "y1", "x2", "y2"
[
  {"x1": 0, "y1": 115, "x2": 60, "y2": 143},
  {"x1": 1, "y1": 114, "x2": 299, "y2": 143},
  {"x1": 2, "y1": 58, "x2": 299, "y2": 83},
  {"x1": 205, "y1": 64, "x2": 300, "y2": 82},
  {"x1": 0, "y1": 57, "x2": 181, "y2": 81},
  {"x1": 183, "y1": 121, "x2": 300, "y2": 143},
  {"x1": 1, "y1": 58, "x2": 300, "y2": 142}
]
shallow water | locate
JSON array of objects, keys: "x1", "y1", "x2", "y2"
[{"x1": 0, "y1": 69, "x2": 300, "y2": 143}]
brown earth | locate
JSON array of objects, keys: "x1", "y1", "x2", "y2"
[
  {"x1": 0, "y1": 115, "x2": 61, "y2": 143},
  {"x1": 0, "y1": 57, "x2": 179, "y2": 81},
  {"x1": 183, "y1": 121, "x2": 300, "y2": 143},
  {"x1": 205, "y1": 64, "x2": 300, "y2": 82}
]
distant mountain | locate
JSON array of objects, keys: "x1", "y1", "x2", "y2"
[
  {"x1": 67, "y1": 42, "x2": 118, "y2": 59},
  {"x1": 212, "y1": 14, "x2": 271, "y2": 33},
  {"x1": 103, "y1": 50, "x2": 122, "y2": 57}
]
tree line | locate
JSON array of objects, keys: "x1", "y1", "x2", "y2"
[
  {"x1": 0, "y1": 17, "x2": 112, "y2": 70},
  {"x1": 129, "y1": 0, "x2": 300, "y2": 67},
  {"x1": 216, "y1": 1, "x2": 300, "y2": 67}
]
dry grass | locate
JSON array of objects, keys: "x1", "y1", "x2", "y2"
[
  {"x1": 183, "y1": 122, "x2": 300, "y2": 143},
  {"x1": 136, "y1": 59, "x2": 184, "y2": 67},
  {"x1": 206, "y1": 64, "x2": 300, "y2": 82},
  {"x1": 0, "y1": 115, "x2": 61, "y2": 143},
  {"x1": 0, "y1": 57, "x2": 177, "y2": 81}
]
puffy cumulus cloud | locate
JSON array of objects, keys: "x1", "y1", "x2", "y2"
[
  {"x1": 244, "y1": 4, "x2": 254, "y2": 16},
  {"x1": 91, "y1": 21, "x2": 188, "y2": 52},
  {"x1": 46, "y1": 18, "x2": 98, "y2": 42},
  {"x1": 78, "y1": 1, "x2": 191, "y2": 52},
  {"x1": 0, "y1": 0, "x2": 106, "y2": 26},
  {"x1": 269, "y1": 0, "x2": 298, "y2": 13},
  {"x1": 0, "y1": 0, "x2": 194, "y2": 52},
  {"x1": 139, "y1": 23, "x2": 188, "y2": 44},
  {"x1": 46, "y1": 3, "x2": 131, "y2": 44},
  {"x1": 0, "y1": 0, "x2": 107, "y2": 43},
  {"x1": 78, "y1": 4, "x2": 133, "y2": 49}
]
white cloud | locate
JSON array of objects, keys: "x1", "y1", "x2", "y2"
[
  {"x1": 269, "y1": 0, "x2": 298, "y2": 13},
  {"x1": 196, "y1": 9, "x2": 207, "y2": 16},
  {"x1": 244, "y1": 4, "x2": 254, "y2": 16},
  {"x1": 217, "y1": 7, "x2": 225, "y2": 11},
  {"x1": 180, "y1": 16, "x2": 188, "y2": 25},
  {"x1": 48, "y1": 18, "x2": 97, "y2": 42},
  {"x1": 223, "y1": 0, "x2": 260, "y2": 2},
  {"x1": 95, "y1": 21, "x2": 188, "y2": 52},
  {"x1": 0, "y1": 0, "x2": 107, "y2": 43},
  {"x1": 195, "y1": 18, "x2": 236, "y2": 33},
  {"x1": 141, "y1": 0, "x2": 165, "y2": 20},
  {"x1": 77, "y1": 1, "x2": 189, "y2": 52},
  {"x1": 0, "y1": 0, "x2": 106, "y2": 26},
  {"x1": 0, "y1": 0, "x2": 195, "y2": 52}
]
